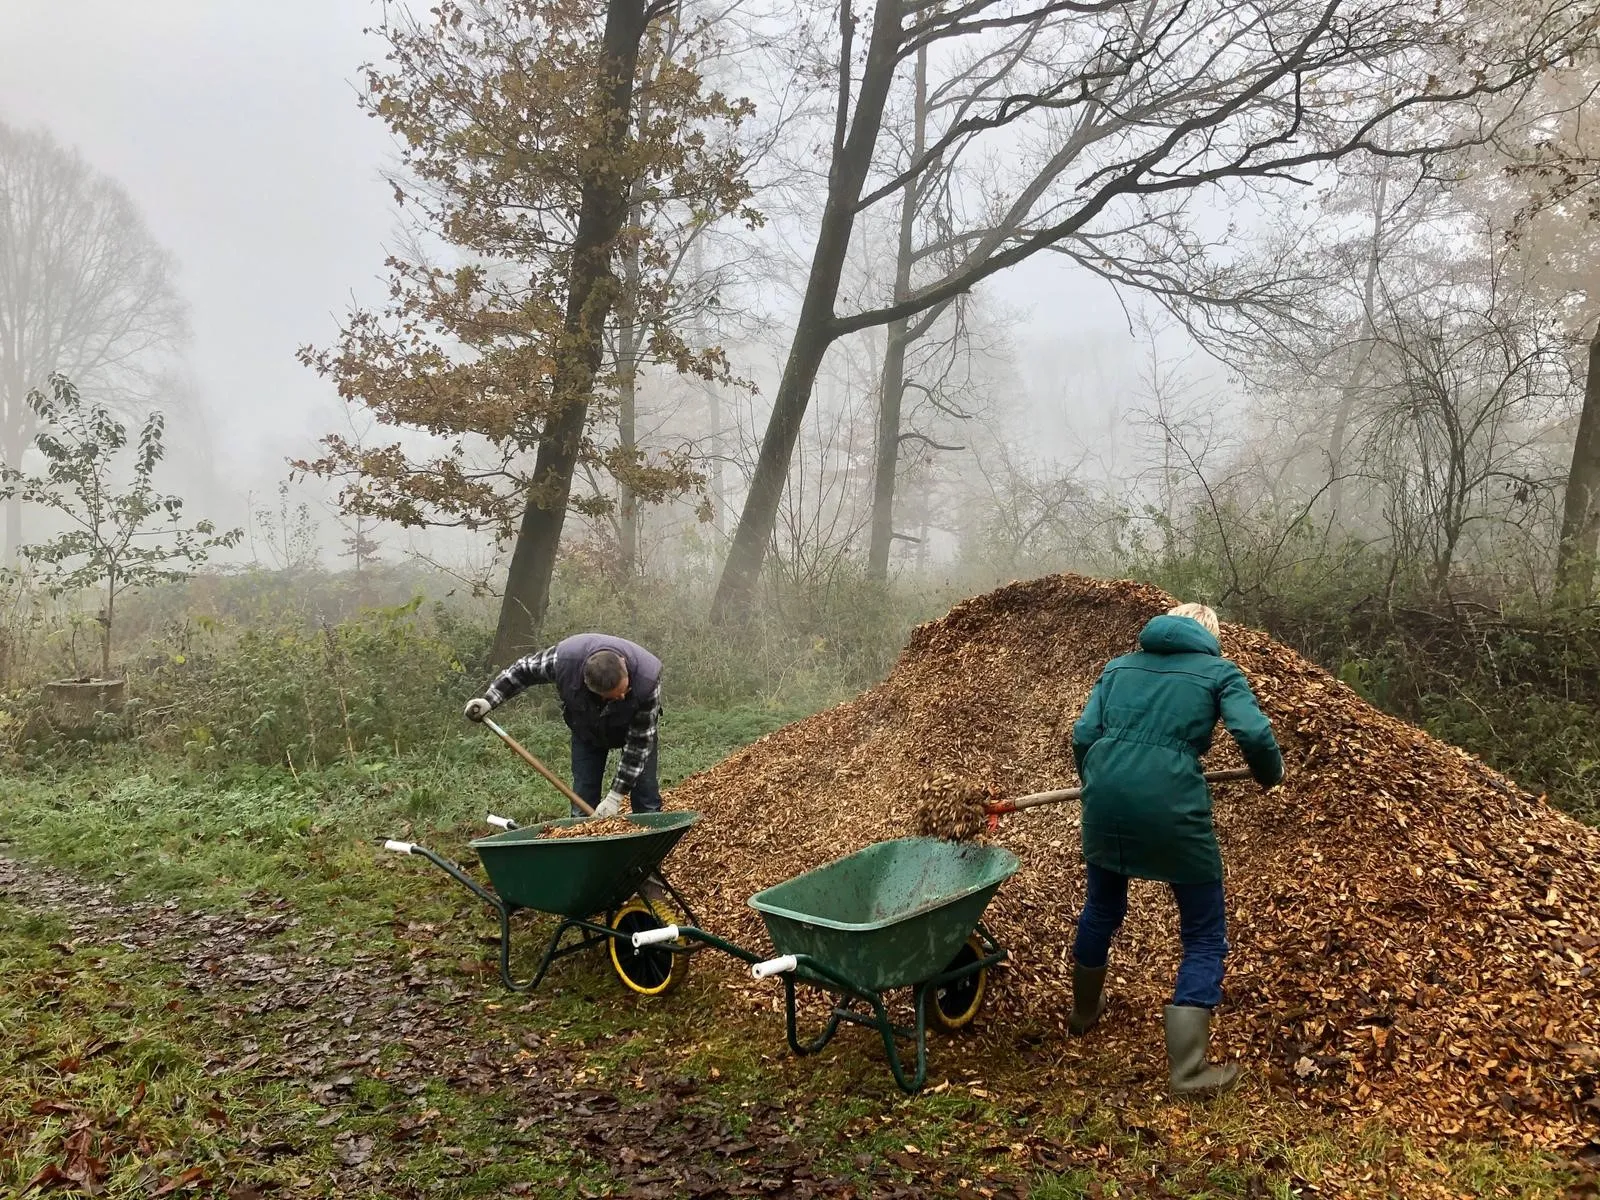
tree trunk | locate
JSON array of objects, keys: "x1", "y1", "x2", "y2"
[
  {"x1": 866, "y1": 44, "x2": 926, "y2": 582},
  {"x1": 683, "y1": 233, "x2": 726, "y2": 542},
  {"x1": 867, "y1": 322, "x2": 911, "y2": 580},
  {"x1": 1326, "y1": 346, "x2": 1373, "y2": 524},
  {"x1": 3, "y1": 492, "x2": 18, "y2": 565},
  {"x1": 711, "y1": 0, "x2": 904, "y2": 623},
  {"x1": 617, "y1": 201, "x2": 644, "y2": 579},
  {"x1": 2, "y1": 400, "x2": 26, "y2": 562},
  {"x1": 491, "y1": 0, "x2": 654, "y2": 662},
  {"x1": 101, "y1": 574, "x2": 115, "y2": 681},
  {"x1": 707, "y1": 382, "x2": 725, "y2": 539},
  {"x1": 1556, "y1": 325, "x2": 1600, "y2": 603},
  {"x1": 1327, "y1": 171, "x2": 1388, "y2": 526}
]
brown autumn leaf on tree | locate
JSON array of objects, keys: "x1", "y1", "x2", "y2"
[{"x1": 297, "y1": 0, "x2": 758, "y2": 648}]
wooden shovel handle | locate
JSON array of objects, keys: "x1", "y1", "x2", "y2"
[
  {"x1": 482, "y1": 717, "x2": 595, "y2": 817},
  {"x1": 990, "y1": 767, "x2": 1257, "y2": 816}
]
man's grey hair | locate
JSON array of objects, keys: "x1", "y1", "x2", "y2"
[{"x1": 582, "y1": 650, "x2": 628, "y2": 695}]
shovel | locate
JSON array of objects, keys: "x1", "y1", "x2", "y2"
[
  {"x1": 481, "y1": 716, "x2": 595, "y2": 816},
  {"x1": 982, "y1": 767, "x2": 1256, "y2": 832},
  {"x1": 477, "y1": 715, "x2": 687, "y2": 921}
]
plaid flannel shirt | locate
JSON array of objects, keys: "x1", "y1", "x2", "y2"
[{"x1": 483, "y1": 645, "x2": 661, "y2": 797}]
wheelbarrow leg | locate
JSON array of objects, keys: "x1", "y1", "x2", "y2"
[
  {"x1": 757, "y1": 953, "x2": 928, "y2": 1092},
  {"x1": 382, "y1": 840, "x2": 599, "y2": 994},
  {"x1": 782, "y1": 975, "x2": 846, "y2": 1056},
  {"x1": 495, "y1": 904, "x2": 541, "y2": 993},
  {"x1": 483, "y1": 896, "x2": 584, "y2": 994},
  {"x1": 876, "y1": 988, "x2": 929, "y2": 1094},
  {"x1": 505, "y1": 916, "x2": 610, "y2": 993}
]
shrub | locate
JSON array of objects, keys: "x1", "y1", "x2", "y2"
[{"x1": 132, "y1": 596, "x2": 467, "y2": 768}]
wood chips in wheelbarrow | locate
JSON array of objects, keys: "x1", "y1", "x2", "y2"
[
  {"x1": 666, "y1": 573, "x2": 1600, "y2": 1156},
  {"x1": 539, "y1": 817, "x2": 640, "y2": 839}
]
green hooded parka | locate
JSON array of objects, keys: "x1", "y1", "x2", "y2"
[{"x1": 1071, "y1": 614, "x2": 1284, "y2": 884}]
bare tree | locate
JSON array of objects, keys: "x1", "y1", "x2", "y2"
[
  {"x1": 1243, "y1": 154, "x2": 1466, "y2": 524},
  {"x1": 605, "y1": 3, "x2": 788, "y2": 578},
  {"x1": 865, "y1": 43, "x2": 932, "y2": 580},
  {"x1": 1552, "y1": 326, "x2": 1600, "y2": 599},
  {"x1": 1360, "y1": 260, "x2": 1574, "y2": 594},
  {"x1": 0, "y1": 121, "x2": 187, "y2": 560},
  {"x1": 1483, "y1": 58, "x2": 1600, "y2": 598},
  {"x1": 958, "y1": 438, "x2": 1100, "y2": 577},
  {"x1": 707, "y1": 0, "x2": 1596, "y2": 620}
]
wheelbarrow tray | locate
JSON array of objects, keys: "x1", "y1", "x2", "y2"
[
  {"x1": 469, "y1": 811, "x2": 699, "y2": 917},
  {"x1": 748, "y1": 837, "x2": 1019, "y2": 992}
]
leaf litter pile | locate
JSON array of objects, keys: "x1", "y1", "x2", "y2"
[{"x1": 669, "y1": 574, "x2": 1600, "y2": 1153}]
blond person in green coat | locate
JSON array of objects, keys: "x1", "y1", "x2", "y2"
[{"x1": 1069, "y1": 603, "x2": 1283, "y2": 1095}]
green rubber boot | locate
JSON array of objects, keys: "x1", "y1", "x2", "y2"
[
  {"x1": 1163, "y1": 1005, "x2": 1240, "y2": 1096},
  {"x1": 1068, "y1": 965, "x2": 1109, "y2": 1035}
]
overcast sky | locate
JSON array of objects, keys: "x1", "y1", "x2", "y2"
[
  {"x1": 0, "y1": 0, "x2": 1181, "y2": 559},
  {"x1": 0, "y1": 2, "x2": 395, "y2": 480}
]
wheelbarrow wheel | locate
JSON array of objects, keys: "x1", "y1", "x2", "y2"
[
  {"x1": 609, "y1": 901, "x2": 690, "y2": 996},
  {"x1": 929, "y1": 935, "x2": 989, "y2": 1032}
]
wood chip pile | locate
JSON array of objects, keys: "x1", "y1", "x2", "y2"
[{"x1": 668, "y1": 574, "x2": 1600, "y2": 1150}]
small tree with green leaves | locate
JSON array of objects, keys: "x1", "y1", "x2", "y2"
[{"x1": 0, "y1": 374, "x2": 242, "y2": 680}]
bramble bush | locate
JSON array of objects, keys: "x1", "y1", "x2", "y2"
[
  {"x1": 1, "y1": 556, "x2": 939, "y2": 770},
  {"x1": 130, "y1": 596, "x2": 470, "y2": 768}
]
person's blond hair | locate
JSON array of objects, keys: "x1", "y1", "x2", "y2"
[{"x1": 1167, "y1": 602, "x2": 1221, "y2": 639}]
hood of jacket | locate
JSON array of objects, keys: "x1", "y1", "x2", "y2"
[{"x1": 1137, "y1": 613, "x2": 1221, "y2": 657}]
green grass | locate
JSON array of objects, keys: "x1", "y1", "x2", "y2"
[
  {"x1": 0, "y1": 909, "x2": 306, "y2": 1195},
  {"x1": 0, "y1": 702, "x2": 809, "y2": 915}
]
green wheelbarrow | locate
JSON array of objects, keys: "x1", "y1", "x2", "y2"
[
  {"x1": 383, "y1": 810, "x2": 704, "y2": 997},
  {"x1": 625, "y1": 836, "x2": 1020, "y2": 1093}
]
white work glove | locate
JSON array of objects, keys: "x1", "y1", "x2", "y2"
[
  {"x1": 593, "y1": 792, "x2": 624, "y2": 820},
  {"x1": 463, "y1": 697, "x2": 491, "y2": 722}
]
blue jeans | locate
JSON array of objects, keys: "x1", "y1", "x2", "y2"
[
  {"x1": 1072, "y1": 863, "x2": 1228, "y2": 1009},
  {"x1": 569, "y1": 736, "x2": 661, "y2": 815}
]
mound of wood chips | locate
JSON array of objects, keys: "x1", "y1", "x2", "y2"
[{"x1": 667, "y1": 574, "x2": 1600, "y2": 1150}]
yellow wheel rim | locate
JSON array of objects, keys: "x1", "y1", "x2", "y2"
[
  {"x1": 609, "y1": 900, "x2": 689, "y2": 996},
  {"x1": 929, "y1": 935, "x2": 988, "y2": 1032}
]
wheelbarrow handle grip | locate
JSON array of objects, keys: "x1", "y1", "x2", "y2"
[
  {"x1": 631, "y1": 924, "x2": 681, "y2": 948},
  {"x1": 382, "y1": 840, "x2": 415, "y2": 855},
  {"x1": 485, "y1": 814, "x2": 517, "y2": 830},
  {"x1": 752, "y1": 954, "x2": 798, "y2": 980}
]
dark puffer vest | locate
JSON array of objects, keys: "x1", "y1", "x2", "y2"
[{"x1": 553, "y1": 634, "x2": 662, "y2": 749}]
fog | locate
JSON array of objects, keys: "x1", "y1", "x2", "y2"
[
  {"x1": 0, "y1": 2, "x2": 396, "y2": 536},
  {"x1": 0, "y1": 0, "x2": 1180, "y2": 572},
  {"x1": 2, "y1": 0, "x2": 1585, "y2": 614}
]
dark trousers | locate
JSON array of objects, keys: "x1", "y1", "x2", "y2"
[
  {"x1": 1071, "y1": 862, "x2": 1229, "y2": 1009},
  {"x1": 568, "y1": 736, "x2": 661, "y2": 815}
]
